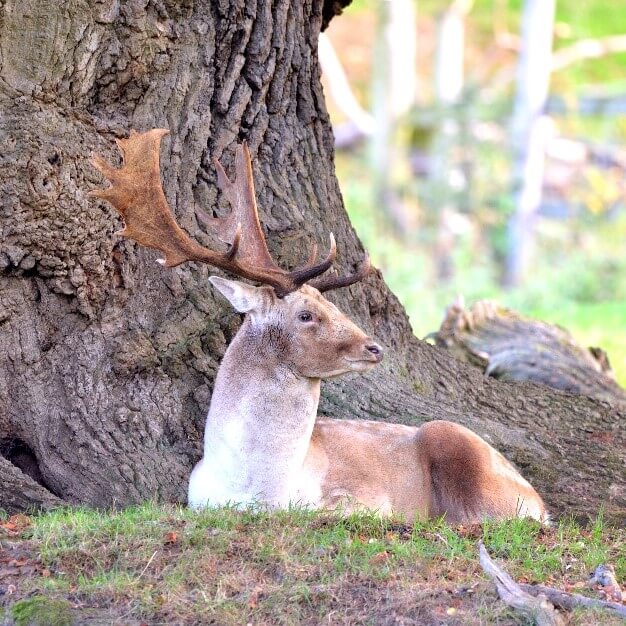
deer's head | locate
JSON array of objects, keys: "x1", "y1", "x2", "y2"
[
  {"x1": 209, "y1": 278, "x2": 382, "y2": 379},
  {"x1": 91, "y1": 129, "x2": 383, "y2": 379}
]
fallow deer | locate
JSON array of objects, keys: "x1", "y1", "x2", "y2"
[{"x1": 91, "y1": 129, "x2": 547, "y2": 523}]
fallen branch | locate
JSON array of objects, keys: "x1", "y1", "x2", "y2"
[
  {"x1": 589, "y1": 564, "x2": 624, "y2": 603},
  {"x1": 432, "y1": 298, "x2": 626, "y2": 409},
  {"x1": 519, "y1": 583, "x2": 626, "y2": 619},
  {"x1": 478, "y1": 542, "x2": 565, "y2": 626}
]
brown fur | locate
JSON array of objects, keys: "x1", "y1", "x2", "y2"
[
  {"x1": 304, "y1": 419, "x2": 546, "y2": 523},
  {"x1": 189, "y1": 279, "x2": 547, "y2": 523}
]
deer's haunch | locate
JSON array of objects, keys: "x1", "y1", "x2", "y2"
[{"x1": 91, "y1": 129, "x2": 547, "y2": 523}]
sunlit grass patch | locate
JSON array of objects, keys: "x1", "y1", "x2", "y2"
[{"x1": 1, "y1": 504, "x2": 621, "y2": 624}]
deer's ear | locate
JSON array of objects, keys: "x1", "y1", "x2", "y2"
[{"x1": 209, "y1": 276, "x2": 266, "y2": 313}]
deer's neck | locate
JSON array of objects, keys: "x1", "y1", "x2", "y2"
[{"x1": 202, "y1": 319, "x2": 321, "y2": 506}]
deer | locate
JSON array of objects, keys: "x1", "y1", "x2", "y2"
[{"x1": 91, "y1": 128, "x2": 548, "y2": 524}]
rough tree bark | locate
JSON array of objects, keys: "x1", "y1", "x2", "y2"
[{"x1": 0, "y1": 1, "x2": 624, "y2": 523}]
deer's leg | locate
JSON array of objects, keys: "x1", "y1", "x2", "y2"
[{"x1": 417, "y1": 421, "x2": 546, "y2": 523}]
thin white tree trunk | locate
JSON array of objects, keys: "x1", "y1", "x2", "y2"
[
  {"x1": 318, "y1": 33, "x2": 374, "y2": 148},
  {"x1": 370, "y1": 0, "x2": 417, "y2": 233},
  {"x1": 504, "y1": 0, "x2": 555, "y2": 287},
  {"x1": 430, "y1": 1, "x2": 473, "y2": 280}
]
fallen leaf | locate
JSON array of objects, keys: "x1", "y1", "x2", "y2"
[
  {"x1": 248, "y1": 585, "x2": 263, "y2": 608},
  {"x1": 600, "y1": 585, "x2": 624, "y2": 603},
  {"x1": 0, "y1": 515, "x2": 31, "y2": 533},
  {"x1": 0, "y1": 522, "x2": 17, "y2": 532},
  {"x1": 370, "y1": 551, "x2": 390, "y2": 565},
  {"x1": 164, "y1": 531, "x2": 178, "y2": 544}
]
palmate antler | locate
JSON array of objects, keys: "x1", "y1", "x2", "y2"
[{"x1": 90, "y1": 129, "x2": 369, "y2": 297}]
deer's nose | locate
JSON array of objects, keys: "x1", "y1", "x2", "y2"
[{"x1": 365, "y1": 343, "x2": 384, "y2": 361}]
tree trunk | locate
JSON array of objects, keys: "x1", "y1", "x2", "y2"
[
  {"x1": 0, "y1": 0, "x2": 624, "y2": 524},
  {"x1": 429, "y1": 1, "x2": 471, "y2": 282},
  {"x1": 503, "y1": 0, "x2": 555, "y2": 287}
]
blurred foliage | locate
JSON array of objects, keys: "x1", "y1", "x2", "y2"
[
  {"x1": 337, "y1": 151, "x2": 626, "y2": 387},
  {"x1": 329, "y1": 0, "x2": 626, "y2": 388}
]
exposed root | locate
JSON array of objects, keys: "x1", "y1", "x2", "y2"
[{"x1": 479, "y1": 541, "x2": 565, "y2": 626}]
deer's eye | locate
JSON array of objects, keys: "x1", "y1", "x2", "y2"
[{"x1": 298, "y1": 311, "x2": 313, "y2": 323}]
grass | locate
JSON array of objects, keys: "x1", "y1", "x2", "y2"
[
  {"x1": 0, "y1": 504, "x2": 624, "y2": 625},
  {"x1": 10, "y1": 596, "x2": 73, "y2": 626}
]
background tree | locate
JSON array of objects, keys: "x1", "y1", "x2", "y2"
[
  {"x1": 429, "y1": 0, "x2": 473, "y2": 281},
  {"x1": 0, "y1": 0, "x2": 624, "y2": 523},
  {"x1": 504, "y1": 0, "x2": 556, "y2": 287}
]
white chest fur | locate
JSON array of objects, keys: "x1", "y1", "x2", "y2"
[{"x1": 188, "y1": 355, "x2": 321, "y2": 509}]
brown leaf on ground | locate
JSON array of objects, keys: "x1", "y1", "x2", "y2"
[
  {"x1": 606, "y1": 586, "x2": 624, "y2": 603},
  {"x1": 248, "y1": 585, "x2": 263, "y2": 608},
  {"x1": 455, "y1": 524, "x2": 483, "y2": 540},
  {"x1": 163, "y1": 531, "x2": 178, "y2": 545},
  {"x1": 370, "y1": 551, "x2": 390, "y2": 565},
  {"x1": 0, "y1": 515, "x2": 31, "y2": 534}
]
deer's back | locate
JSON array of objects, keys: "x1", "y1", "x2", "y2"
[{"x1": 297, "y1": 418, "x2": 546, "y2": 523}]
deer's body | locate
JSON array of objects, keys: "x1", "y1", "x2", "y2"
[
  {"x1": 188, "y1": 283, "x2": 547, "y2": 523},
  {"x1": 303, "y1": 419, "x2": 545, "y2": 522},
  {"x1": 93, "y1": 129, "x2": 547, "y2": 524}
]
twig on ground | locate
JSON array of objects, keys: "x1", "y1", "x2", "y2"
[
  {"x1": 135, "y1": 550, "x2": 159, "y2": 583},
  {"x1": 519, "y1": 582, "x2": 626, "y2": 619},
  {"x1": 478, "y1": 541, "x2": 565, "y2": 626}
]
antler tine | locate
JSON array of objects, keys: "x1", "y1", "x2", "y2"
[
  {"x1": 289, "y1": 233, "x2": 337, "y2": 289},
  {"x1": 209, "y1": 142, "x2": 278, "y2": 270},
  {"x1": 90, "y1": 128, "x2": 342, "y2": 297},
  {"x1": 209, "y1": 141, "x2": 338, "y2": 296},
  {"x1": 310, "y1": 254, "x2": 371, "y2": 293}
]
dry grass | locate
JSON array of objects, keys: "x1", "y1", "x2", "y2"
[{"x1": 0, "y1": 504, "x2": 624, "y2": 625}]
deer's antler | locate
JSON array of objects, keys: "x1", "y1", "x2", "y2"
[
  {"x1": 90, "y1": 128, "x2": 369, "y2": 296},
  {"x1": 310, "y1": 255, "x2": 371, "y2": 293}
]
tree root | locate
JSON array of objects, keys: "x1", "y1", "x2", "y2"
[
  {"x1": 0, "y1": 457, "x2": 63, "y2": 514},
  {"x1": 479, "y1": 542, "x2": 626, "y2": 624},
  {"x1": 479, "y1": 541, "x2": 566, "y2": 626}
]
